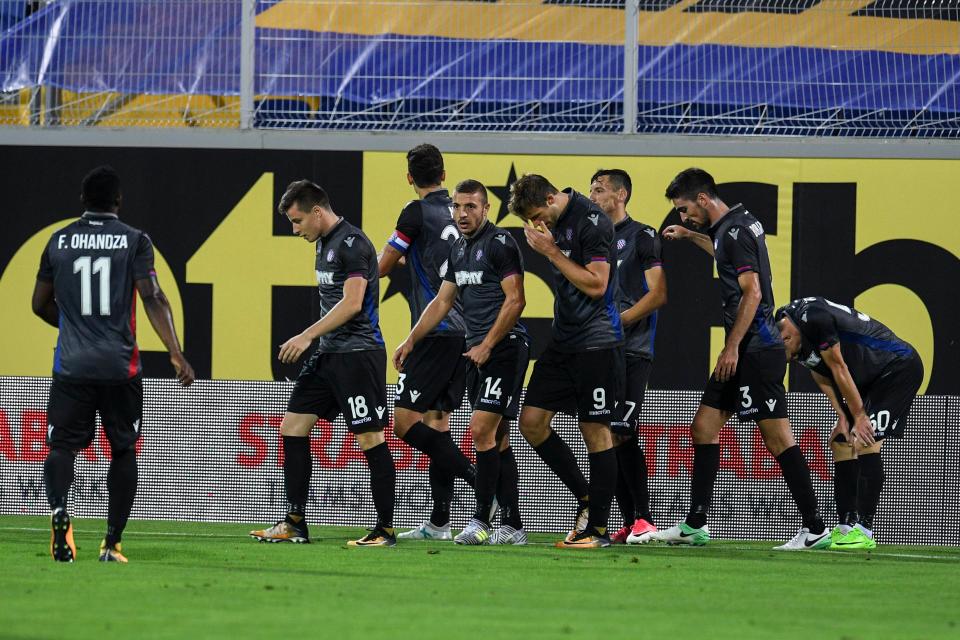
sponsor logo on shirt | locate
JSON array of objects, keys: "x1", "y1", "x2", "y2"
[
  {"x1": 748, "y1": 221, "x2": 764, "y2": 237},
  {"x1": 316, "y1": 270, "x2": 335, "y2": 285},
  {"x1": 455, "y1": 271, "x2": 484, "y2": 286}
]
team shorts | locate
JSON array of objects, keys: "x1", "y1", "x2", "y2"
[
  {"x1": 837, "y1": 352, "x2": 923, "y2": 441},
  {"x1": 394, "y1": 335, "x2": 467, "y2": 413},
  {"x1": 466, "y1": 333, "x2": 530, "y2": 420},
  {"x1": 287, "y1": 349, "x2": 388, "y2": 434},
  {"x1": 46, "y1": 376, "x2": 142, "y2": 452},
  {"x1": 524, "y1": 345, "x2": 625, "y2": 425},
  {"x1": 610, "y1": 356, "x2": 653, "y2": 437},
  {"x1": 701, "y1": 347, "x2": 788, "y2": 422}
]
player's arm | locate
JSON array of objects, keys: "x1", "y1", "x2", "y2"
[
  {"x1": 378, "y1": 244, "x2": 404, "y2": 277},
  {"x1": 393, "y1": 280, "x2": 458, "y2": 371},
  {"x1": 465, "y1": 274, "x2": 526, "y2": 367},
  {"x1": 662, "y1": 225, "x2": 714, "y2": 256},
  {"x1": 136, "y1": 275, "x2": 195, "y2": 386},
  {"x1": 31, "y1": 279, "x2": 59, "y2": 328},
  {"x1": 379, "y1": 203, "x2": 420, "y2": 277},
  {"x1": 714, "y1": 270, "x2": 761, "y2": 382},
  {"x1": 523, "y1": 221, "x2": 608, "y2": 299},
  {"x1": 280, "y1": 276, "x2": 367, "y2": 364},
  {"x1": 621, "y1": 266, "x2": 667, "y2": 326},
  {"x1": 810, "y1": 369, "x2": 852, "y2": 441},
  {"x1": 820, "y1": 344, "x2": 874, "y2": 445}
]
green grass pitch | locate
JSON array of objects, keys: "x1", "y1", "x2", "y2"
[{"x1": 1, "y1": 515, "x2": 959, "y2": 639}]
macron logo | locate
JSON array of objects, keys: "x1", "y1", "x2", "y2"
[
  {"x1": 587, "y1": 214, "x2": 600, "y2": 226},
  {"x1": 133, "y1": 419, "x2": 140, "y2": 433},
  {"x1": 375, "y1": 406, "x2": 385, "y2": 419},
  {"x1": 728, "y1": 228, "x2": 739, "y2": 241},
  {"x1": 645, "y1": 228, "x2": 655, "y2": 237},
  {"x1": 344, "y1": 236, "x2": 355, "y2": 248},
  {"x1": 765, "y1": 399, "x2": 777, "y2": 412},
  {"x1": 495, "y1": 234, "x2": 507, "y2": 245},
  {"x1": 409, "y1": 390, "x2": 421, "y2": 402}
]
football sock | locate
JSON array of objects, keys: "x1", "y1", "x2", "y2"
[
  {"x1": 857, "y1": 453, "x2": 884, "y2": 531},
  {"x1": 496, "y1": 447, "x2": 523, "y2": 529},
  {"x1": 834, "y1": 458, "x2": 860, "y2": 525},
  {"x1": 533, "y1": 431, "x2": 589, "y2": 499},
  {"x1": 614, "y1": 463, "x2": 635, "y2": 528},
  {"x1": 282, "y1": 435, "x2": 311, "y2": 518},
  {"x1": 106, "y1": 447, "x2": 137, "y2": 547},
  {"x1": 614, "y1": 436, "x2": 644, "y2": 526},
  {"x1": 686, "y1": 443, "x2": 719, "y2": 529},
  {"x1": 43, "y1": 447, "x2": 75, "y2": 511},
  {"x1": 402, "y1": 422, "x2": 475, "y2": 484},
  {"x1": 776, "y1": 445, "x2": 824, "y2": 534},
  {"x1": 586, "y1": 449, "x2": 617, "y2": 535},
  {"x1": 635, "y1": 445, "x2": 652, "y2": 524},
  {"x1": 473, "y1": 447, "x2": 500, "y2": 525},
  {"x1": 362, "y1": 442, "x2": 396, "y2": 529},
  {"x1": 429, "y1": 459, "x2": 454, "y2": 528}
]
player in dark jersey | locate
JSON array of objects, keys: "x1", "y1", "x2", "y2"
[
  {"x1": 395, "y1": 180, "x2": 530, "y2": 545},
  {"x1": 776, "y1": 297, "x2": 923, "y2": 550},
  {"x1": 31, "y1": 166, "x2": 194, "y2": 563},
  {"x1": 589, "y1": 169, "x2": 667, "y2": 545},
  {"x1": 378, "y1": 144, "x2": 476, "y2": 541},
  {"x1": 657, "y1": 168, "x2": 829, "y2": 550},
  {"x1": 510, "y1": 173, "x2": 624, "y2": 549},
  {"x1": 249, "y1": 180, "x2": 396, "y2": 547}
]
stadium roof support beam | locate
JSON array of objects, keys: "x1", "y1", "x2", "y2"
[
  {"x1": 239, "y1": 0, "x2": 255, "y2": 130},
  {"x1": 623, "y1": 0, "x2": 639, "y2": 135}
]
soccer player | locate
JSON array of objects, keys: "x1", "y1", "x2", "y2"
[
  {"x1": 378, "y1": 144, "x2": 476, "y2": 541},
  {"x1": 776, "y1": 297, "x2": 923, "y2": 549},
  {"x1": 510, "y1": 173, "x2": 624, "y2": 549},
  {"x1": 394, "y1": 180, "x2": 529, "y2": 545},
  {"x1": 32, "y1": 166, "x2": 195, "y2": 563},
  {"x1": 588, "y1": 169, "x2": 667, "y2": 545},
  {"x1": 658, "y1": 168, "x2": 829, "y2": 550},
  {"x1": 250, "y1": 180, "x2": 396, "y2": 547}
]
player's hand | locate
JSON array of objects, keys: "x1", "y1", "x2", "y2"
[
  {"x1": 713, "y1": 345, "x2": 739, "y2": 382},
  {"x1": 278, "y1": 333, "x2": 312, "y2": 364},
  {"x1": 851, "y1": 413, "x2": 876, "y2": 447},
  {"x1": 171, "y1": 353, "x2": 195, "y2": 387},
  {"x1": 463, "y1": 342, "x2": 492, "y2": 368},
  {"x1": 523, "y1": 220, "x2": 557, "y2": 258},
  {"x1": 662, "y1": 224, "x2": 691, "y2": 241},
  {"x1": 830, "y1": 413, "x2": 852, "y2": 446},
  {"x1": 393, "y1": 339, "x2": 414, "y2": 372}
]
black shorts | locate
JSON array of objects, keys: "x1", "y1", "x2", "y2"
[
  {"x1": 394, "y1": 335, "x2": 467, "y2": 413},
  {"x1": 524, "y1": 345, "x2": 625, "y2": 425},
  {"x1": 46, "y1": 376, "x2": 142, "y2": 452},
  {"x1": 466, "y1": 333, "x2": 530, "y2": 420},
  {"x1": 287, "y1": 349, "x2": 388, "y2": 434},
  {"x1": 701, "y1": 348, "x2": 788, "y2": 422},
  {"x1": 842, "y1": 353, "x2": 923, "y2": 441},
  {"x1": 610, "y1": 356, "x2": 652, "y2": 436}
]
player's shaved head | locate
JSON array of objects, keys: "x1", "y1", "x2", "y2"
[
  {"x1": 278, "y1": 180, "x2": 331, "y2": 216},
  {"x1": 81, "y1": 165, "x2": 121, "y2": 212}
]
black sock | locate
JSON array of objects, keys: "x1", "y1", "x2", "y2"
[
  {"x1": 533, "y1": 431, "x2": 589, "y2": 499},
  {"x1": 496, "y1": 447, "x2": 523, "y2": 529},
  {"x1": 429, "y1": 459, "x2": 455, "y2": 527},
  {"x1": 834, "y1": 458, "x2": 860, "y2": 526},
  {"x1": 362, "y1": 442, "x2": 395, "y2": 530},
  {"x1": 586, "y1": 449, "x2": 617, "y2": 534},
  {"x1": 857, "y1": 453, "x2": 884, "y2": 531},
  {"x1": 635, "y1": 445, "x2": 652, "y2": 524},
  {"x1": 402, "y1": 422, "x2": 474, "y2": 484},
  {"x1": 282, "y1": 435, "x2": 311, "y2": 519},
  {"x1": 776, "y1": 445, "x2": 824, "y2": 534},
  {"x1": 686, "y1": 443, "x2": 720, "y2": 529},
  {"x1": 614, "y1": 464, "x2": 634, "y2": 528},
  {"x1": 44, "y1": 447, "x2": 75, "y2": 511},
  {"x1": 473, "y1": 447, "x2": 500, "y2": 525},
  {"x1": 614, "y1": 437, "x2": 640, "y2": 526},
  {"x1": 106, "y1": 447, "x2": 137, "y2": 546}
]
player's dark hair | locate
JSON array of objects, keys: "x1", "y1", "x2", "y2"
[
  {"x1": 664, "y1": 167, "x2": 719, "y2": 202},
  {"x1": 454, "y1": 179, "x2": 488, "y2": 205},
  {"x1": 278, "y1": 180, "x2": 331, "y2": 215},
  {"x1": 591, "y1": 168, "x2": 632, "y2": 205},
  {"x1": 775, "y1": 302, "x2": 797, "y2": 324},
  {"x1": 509, "y1": 174, "x2": 558, "y2": 217},
  {"x1": 406, "y1": 144, "x2": 444, "y2": 188},
  {"x1": 81, "y1": 165, "x2": 121, "y2": 212}
]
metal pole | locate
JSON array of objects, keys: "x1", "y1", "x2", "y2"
[
  {"x1": 239, "y1": 0, "x2": 256, "y2": 129},
  {"x1": 623, "y1": 0, "x2": 639, "y2": 134}
]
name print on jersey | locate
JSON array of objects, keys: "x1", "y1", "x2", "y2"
[{"x1": 57, "y1": 234, "x2": 129, "y2": 250}]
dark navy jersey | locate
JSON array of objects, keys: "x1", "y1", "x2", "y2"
[
  {"x1": 387, "y1": 189, "x2": 466, "y2": 337},
  {"x1": 314, "y1": 219, "x2": 385, "y2": 353},
  {"x1": 443, "y1": 220, "x2": 528, "y2": 347},
  {"x1": 707, "y1": 204, "x2": 781, "y2": 352},
  {"x1": 548, "y1": 189, "x2": 623, "y2": 352},
  {"x1": 615, "y1": 216, "x2": 662, "y2": 359},
  {"x1": 36, "y1": 212, "x2": 153, "y2": 382},
  {"x1": 781, "y1": 297, "x2": 915, "y2": 389}
]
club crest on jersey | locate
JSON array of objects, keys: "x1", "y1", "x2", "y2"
[
  {"x1": 617, "y1": 239, "x2": 626, "y2": 251},
  {"x1": 588, "y1": 213, "x2": 600, "y2": 226},
  {"x1": 455, "y1": 270, "x2": 484, "y2": 286},
  {"x1": 495, "y1": 234, "x2": 507, "y2": 245},
  {"x1": 565, "y1": 228, "x2": 573, "y2": 241},
  {"x1": 344, "y1": 236, "x2": 355, "y2": 248},
  {"x1": 475, "y1": 249, "x2": 483, "y2": 260},
  {"x1": 326, "y1": 249, "x2": 335, "y2": 262},
  {"x1": 728, "y1": 228, "x2": 740, "y2": 240}
]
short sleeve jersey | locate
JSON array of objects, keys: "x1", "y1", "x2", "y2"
[
  {"x1": 443, "y1": 220, "x2": 528, "y2": 347},
  {"x1": 386, "y1": 189, "x2": 466, "y2": 337},
  {"x1": 548, "y1": 189, "x2": 623, "y2": 352},
  {"x1": 36, "y1": 212, "x2": 154, "y2": 382},
  {"x1": 314, "y1": 218, "x2": 385, "y2": 353},
  {"x1": 783, "y1": 297, "x2": 915, "y2": 389},
  {"x1": 707, "y1": 204, "x2": 781, "y2": 352},
  {"x1": 614, "y1": 216, "x2": 663, "y2": 359}
]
